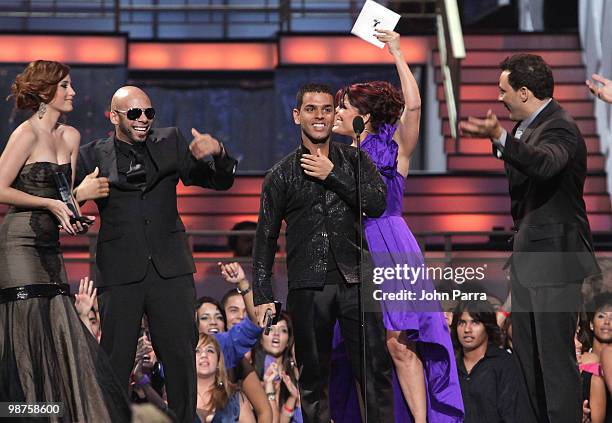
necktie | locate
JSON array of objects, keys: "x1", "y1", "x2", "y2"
[{"x1": 515, "y1": 125, "x2": 525, "y2": 140}]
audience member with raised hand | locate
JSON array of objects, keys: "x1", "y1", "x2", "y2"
[
  {"x1": 586, "y1": 74, "x2": 612, "y2": 104},
  {"x1": 74, "y1": 276, "x2": 98, "y2": 335},
  {"x1": 219, "y1": 261, "x2": 259, "y2": 324},
  {"x1": 252, "y1": 312, "x2": 302, "y2": 423},
  {"x1": 128, "y1": 317, "x2": 171, "y2": 416},
  {"x1": 217, "y1": 262, "x2": 274, "y2": 423},
  {"x1": 196, "y1": 292, "x2": 262, "y2": 370},
  {"x1": 131, "y1": 346, "x2": 170, "y2": 418}
]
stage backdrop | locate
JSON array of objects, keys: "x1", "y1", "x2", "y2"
[{"x1": 1, "y1": 65, "x2": 423, "y2": 172}]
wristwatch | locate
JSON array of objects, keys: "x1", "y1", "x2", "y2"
[
  {"x1": 236, "y1": 285, "x2": 251, "y2": 296},
  {"x1": 266, "y1": 392, "x2": 276, "y2": 401}
]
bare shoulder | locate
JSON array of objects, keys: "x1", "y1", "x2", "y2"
[
  {"x1": 581, "y1": 352, "x2": 600, "y2": 364},
  {"x1": 57, "y1": 124, "x2": 81, "y2": 147},
  {"x1": 0, "y1": 122, "x2": 38, "y2": 169},
  {"x1": 7, "y1": 121, "x2": 38, "y2": 149}
]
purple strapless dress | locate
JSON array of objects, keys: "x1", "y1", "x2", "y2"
[{"x1": 361, "y1": 124, "x2": 464, "y2": 422}]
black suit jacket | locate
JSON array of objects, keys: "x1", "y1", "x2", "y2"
[
  {"x1": 76, "y1": 127, "x2": 237, "y2": 287},
  {"x1": 493, "y1": 100, "x2": 599, "y2": 286}
]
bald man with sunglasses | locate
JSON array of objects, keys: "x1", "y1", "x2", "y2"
[{"x1": 75, "y1": 86, "x2": 237, "y2": 423}]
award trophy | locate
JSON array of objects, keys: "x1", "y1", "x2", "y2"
[{"x1": 53, "y1": 172, "x2": 94, "y2": 228}]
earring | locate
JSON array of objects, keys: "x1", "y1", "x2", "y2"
[
  {"x1": 215, "y1": 368, "x2": 223, "y2": 388},
  {"x1": 37, "y1": 102, "x2": 47, "y2": 119}
]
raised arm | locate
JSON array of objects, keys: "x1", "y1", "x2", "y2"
[
  {"x1": 376, "y1": 29, "x2": 422, "y2": 176},
  {"x1": 219, "y1": 262, "x2": 260, "y2": 325},
  {"x1": 178, "y1": 127, "x2": 237, "y2": 190}
]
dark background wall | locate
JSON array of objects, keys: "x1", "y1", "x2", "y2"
[
  {"x1": 0, "y1": 64, "x2": 423, "y2": 172},
  {"x1": 0, "y1": 65, "x2": 126, "y2": 148}
]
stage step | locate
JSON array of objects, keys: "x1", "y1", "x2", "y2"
[
  {"x1": 434, "y1": 50, "x2": 584, "y2": 67},
  {"x1": 437, "y1": 84, "x2": 593, "y2": 101},
  {"x1": 436, "y1": 66, "x2": 587, "y2": 85},
  {"x1": 441, "y1": 117, "x2": 597, "y2": 137},
  {"x1": 447, "y1": 153, "x2": 606, "y2": 172},
  {"x1": 444, "y1": 136, "x2": 601, "y2": 154},
  {"x1": 463, "y1": 34, "x2": 581, "y2": 50},
  {"x1": 439, "y1": 100, "x2": 594, "y2": 119}
]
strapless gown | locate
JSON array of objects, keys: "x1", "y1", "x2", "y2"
[{"x1": 0, "y1": 162, "x2": 130, "y2": 422}]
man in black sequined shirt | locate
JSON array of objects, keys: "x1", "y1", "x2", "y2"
[{"x1": 252, "y1": 83, "x2": 394, "y2": 423}]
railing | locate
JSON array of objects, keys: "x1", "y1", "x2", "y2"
[
  {"x1": 435, "y1": 0, "x2": 464, "y2": 146},
  {"x1": 68, "y1": 230, "x2": 612, "y2": 278},
  {"x1": 0, "y1": 0, "x2": 437, "y2": 38}
]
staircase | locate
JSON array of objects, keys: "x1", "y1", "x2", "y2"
[{"x1": 433, "y1": 33, "x2": 612, "y2": 234}]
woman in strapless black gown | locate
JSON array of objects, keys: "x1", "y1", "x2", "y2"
[{"x1": 0, "y1": 60, "x2": 130, "y2": 422}]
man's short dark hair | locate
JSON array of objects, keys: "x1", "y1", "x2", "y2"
[
  {"x1": 451, "y1": 300, "x2": 501, "y2": 347},
  {"x1": 296, "y1": 83, "x2": 334, "y2": 109},
  {"x1": 500, "y1": 54, "x2": 554, "y2": 100},
  {"x1": 221, "y1": 288, "x2": 241, "y2": 310}
]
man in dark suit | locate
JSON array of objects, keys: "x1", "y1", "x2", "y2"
[
  {"x1": 460, "y1": 54, "x2": 600, "y2": 423},
  {"x1": 75, "y1": 86, "x2": 237, "y2": 423}
]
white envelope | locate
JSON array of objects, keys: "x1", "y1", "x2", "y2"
[{"x1": 350, "y1": 0, "x2": 401, "y2": 48}]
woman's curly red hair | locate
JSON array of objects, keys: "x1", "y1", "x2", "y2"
[
  {"x1": 335, "y1": 81, "x2": 404, "y2": 131},
  {"x1": 9, "y1": 60, "x2": 70, "y2": 111}
]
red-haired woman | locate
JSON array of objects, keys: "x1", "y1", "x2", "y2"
[
  {"x1": 332, "y1": 30, "x2": 464, "y2": 422},
  {"x1": 0, "y1": 60, "x2": 129, "y2": 421}
]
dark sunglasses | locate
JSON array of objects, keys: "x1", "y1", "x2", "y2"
[{"x1": 114, "y1": 107, "x2": 155, "y2": 120}]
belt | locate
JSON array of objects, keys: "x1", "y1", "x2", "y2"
[{"x1": 0, "y1": 283, "x2": 70, "y2": 304}]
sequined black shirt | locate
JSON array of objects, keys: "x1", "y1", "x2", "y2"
[{"x1": 252, "y1": 142, "x2": 387, "y2": 305}]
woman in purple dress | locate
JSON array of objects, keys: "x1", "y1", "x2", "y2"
[{"x1": 332, "y1": 29, "x2": 464, "y2": 422}]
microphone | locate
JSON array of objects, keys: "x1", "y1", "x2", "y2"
[{"x1": 352, "y1": 116, "x2": 365, "y2": 136}]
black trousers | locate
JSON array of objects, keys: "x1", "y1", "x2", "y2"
[
  {"x1": 98, "y1": 262, "x2": 198, "y2": 423},
  {"x1": 511, "y1": 269, "x2": 582, "y2": 423},
  {"x1": 287, "y1": 283, "x2": 394, "y2": 423}
]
